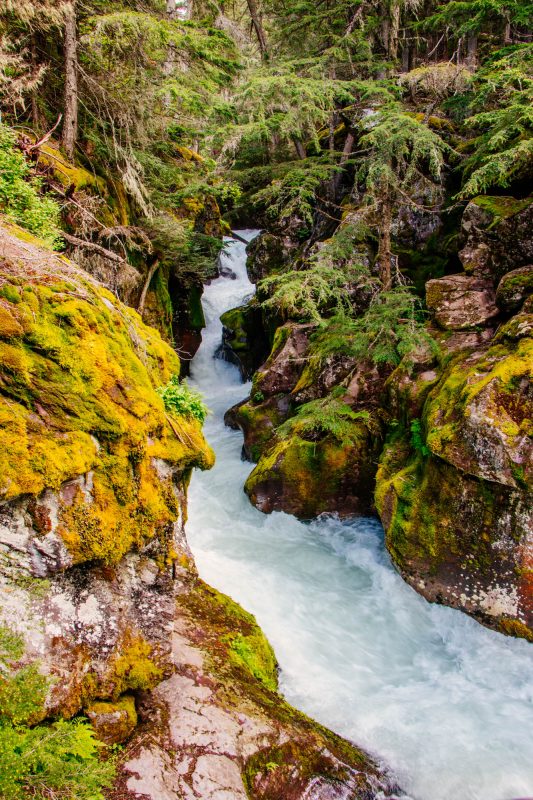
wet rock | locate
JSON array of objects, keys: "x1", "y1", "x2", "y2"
[
  {"x1": 118, "y1": 581, "x2": 399, "y2": 800},
  {"x1": 253, "y1": 323, "x2": 316, "y2": 397},
  {"x1": 496, "y1": 265, "x2": 533, "y2": 313},
  {"x1": 219, "y1": 302, "x2": 270, "y2": 380},
  {"x1": 245, "y1": 427, "x2": 380, "y2": 519},
  {"x1": 228, "y1": 395, "x2": 292, "y2": 462},
  {"x1": 377, "y1": 329, "x2": 533, "y2": 641},
  {"x1": 426, "y1": 273, "x2": 499, "y2": 330},
  {"x1": 246, "y1": 232, "x2": 296, "y2": 283}
]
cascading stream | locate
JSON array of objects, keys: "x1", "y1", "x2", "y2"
[{"x1": 187, "y1": 232, "x2": 533, "y2": 800}]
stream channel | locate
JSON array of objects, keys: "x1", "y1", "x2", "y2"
[{"x1": 187, "y1": 231, "x2": 533, "y2": 800}]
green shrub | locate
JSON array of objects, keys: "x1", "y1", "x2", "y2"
[
  {"x1": 0, "y1": 124, "x2": 62, "y2": 247},
  {"x1": 157, "y1": 374, "x2": 209, "y2": 423},
  {"x1": 276, "y1": 391, "x2": 377, "y2": 446},
  {"x1": 0, "y1": 626, "x2": 115, "y2": 800},
  {"x1": 410, "y1": 418, "x2": 430, "y2": 457}
]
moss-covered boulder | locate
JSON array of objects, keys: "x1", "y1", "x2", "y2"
[
  {"x1": 245, "y1": 427, "x2": 379, "y2": 519},
  {"x1": 459, "y1": 195, "x2": 533, "y2": 281},
  {"x1": 0, "y1": 223, "x2": 214, "y2": 716},
  {"x1": 86, "y1": 695, "x2": 137, "y2": 745},
  {"x1": 496, "y1": 265, "x2": 533, "y2": 313},
  {"x1": 226, "y1": 394, "x2": 292, "y2": 462},
  {"x1": 376, "y1": 329, "x2": 533, "y2": 641},
  {"x1": 219, "y1": 301, "x2": 270, "y2": 380}
]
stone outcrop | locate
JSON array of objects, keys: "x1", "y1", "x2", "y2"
[
  {"x1": 232, "y1": 195, "x2": 532, "y2": 640},
  {"x1": 0, "y1": 224, "x2": 399, "y2": 797},
  {"x1": 0, "y1": 223, "x2": 214, "y2": 717},
  {"x1": 426, "y1": 273, "x2": 499, "y2": 330},
  {"x1": 118, "y1": 580, "x2": 401, "y2": 800}
]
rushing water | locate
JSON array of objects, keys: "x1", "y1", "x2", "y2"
[{"x1": 187, "y1": 232, "x2": 533, "y2": 800}]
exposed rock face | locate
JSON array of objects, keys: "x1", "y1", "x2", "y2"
[
  {"x1": 118, "y1": 581, "x2": 401, "y2": 800},
  {"x1": 376, "y1": 309, "x2": 533, "y2": 641},
  {"x1": 459, "y1": 195, "x2": 533, "y2": 282},
  {"x1": 219, "y1": 302, "x2": 270, "y2": 380},
  {"x1": 0, "y1": 225, "x2": 399, "y2": 797},
  {"x1": 0, "y1": 224, "x2": 213, "y2": 716},
  {"x1": 426, "y1": 273, "x2": 499, "y2": 330}
]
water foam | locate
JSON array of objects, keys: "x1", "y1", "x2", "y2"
[{"x1": 187, "y1": 233, "x2": 533, "y2": 800}]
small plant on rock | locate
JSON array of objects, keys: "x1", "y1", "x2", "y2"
[{"x1": 157, "y1": 375, "x2": 209, "y2": 424}]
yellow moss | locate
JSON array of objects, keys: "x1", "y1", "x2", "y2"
[
  {"x1": 39, "y1": 144, "x2": 107, "y2": 195},
  {"x1": 0, "y1": 225, "x2": 213, "y2": 564},
  {"x1": 175, "y1": 144, "x2": 204, "y2": 163},
  {"x1": 110, "y1": 633, "x2": 163, "y2": 697}
]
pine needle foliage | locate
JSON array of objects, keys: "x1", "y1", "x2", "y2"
[
  {"x1": 259, "y1": 222, "x2": 376, "y2": 321},
  {"x1": 310, "y1": 287, "x2": 436, "y2": 367},
  {"x1": 0, "y1": 626, "x2": 115, "y2": 800},
  {"x1": 276, "y1": 391, "x2": 376, "y2": 446},
  {"x1": 459, "y1": 44, "x2": 533, "y2": 197}
]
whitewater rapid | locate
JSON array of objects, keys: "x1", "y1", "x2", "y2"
[{"x1": 187, "y1": 232, "x2": 533, "y2": 800}]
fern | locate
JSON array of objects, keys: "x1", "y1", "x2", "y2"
[{"x1": 157, "y1": 375, "x2": 209, "y2": 423}]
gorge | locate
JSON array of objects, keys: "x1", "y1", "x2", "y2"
[{"x1": 0, "y1": 1, "x2": 532, "y2": 798}]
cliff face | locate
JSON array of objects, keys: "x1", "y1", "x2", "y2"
[
  {"x1": 0, "y1": 223, "x2": 215, "y2": 717},
  {"x1": 0, "y1": 224, "x2": 398, "y2": 798},
  {"x1": 228, "y1": 196, "x2": 532, "y2": 641}
]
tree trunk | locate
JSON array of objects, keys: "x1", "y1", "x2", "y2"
[
  {"x1": 246, "y1": 0, "x2": 269, "y2": 60},
  {"x1": 466, "y1": 34, "x2": 478, "y2": 69},
  {"x1": 62, "y1": 1, "x2": 78, "y2": 161},
  {"x1": 388, "y1": 1, "x2": 401, "y2": 60},
  {"x1": 378, "y1": 200, "x2": 392, "y2": 291},
  {"x1": 293, "y1": 138, "x2": 307, "y2": 160},
  {"x1": 138, "y1": 260, "x2": 160, "y2": 316}
]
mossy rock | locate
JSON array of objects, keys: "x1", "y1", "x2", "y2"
[
  {"x1": 496, "y1": 265, "x2": 533, "y2": 314},
  {"x1": 86, "y1": 694, "x2": 137, "y2": 745},
  {"x1": 245, "y1": 427, "x2": 378, "y2": 519},
  {"x1": 0, "y1": 224, "x2": 214, "y2": 567},
  {"x1": 376, "y1": 437, "x2": 532, "y2": 641}
]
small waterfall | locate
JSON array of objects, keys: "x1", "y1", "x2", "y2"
[{"x1": 187, "y1": 232, "x2": 533, "y2": 800}]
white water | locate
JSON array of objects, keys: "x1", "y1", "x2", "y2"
[{"x1": 187, "y1": 232, "x2": 533, "y2": 800}]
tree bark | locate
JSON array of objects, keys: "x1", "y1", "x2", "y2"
[
  {"x1": 466, "y1": 34, "x2": 478, "y2": 69},
  {"x1": 246, "y1": 0, "x2": 269, "y2": 60},
  {"x1": 138, "y1": 260, "x2": 160, "y2": 316},
  {"x1": 378, "y1": 199, "x2": 392, "y2": 291},
  {"x1": 62, "y1": 1, "x2": 78, "y2": 161},
  {"x1": 293, "y1": 138, "x2": 307, "y2": 160}
]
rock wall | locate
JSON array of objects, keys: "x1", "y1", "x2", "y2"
[
  {"x1": 231, "y1": 196, "x2": 533, "y2": 641},
  {"x1": 0, "y1": 224, "x2": 399, "y2": 798}
]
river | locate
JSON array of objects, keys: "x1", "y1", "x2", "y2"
[{"x1": 187, "y1": 231, "x2": 533, "y2": 800}]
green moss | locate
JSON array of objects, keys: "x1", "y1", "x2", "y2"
[
  {"x1": 225, "y1": 633, "x2": 278, "y2": 692},
  {"x1": 110, "y1": 634, "x2": 163, "y2": 697},
  {"x1": 472, "y1": 195, "x2": 532, "y2": 226},
  {"x1": 181, "y1": 582, "x2": 279, "y2": 692}
]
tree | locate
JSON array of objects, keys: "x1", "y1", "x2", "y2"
[
  {"x1": 356, "y1": 107, "x2": 450, "y2": 289},
  {"x1": 62, "y1": 0, "x2": 78, "y2": 159}
]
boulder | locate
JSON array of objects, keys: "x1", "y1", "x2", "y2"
[
  {"x1": 376, "y1": 330, "x2": 533, "y2": 641},
  {"x1": 245, "y1": 426, "x2": 380, "y2": 519},
  {"x1": 219, "y1": 302, "x2": 270, "y2": 380},
  {"x1": 459, "y1": 195, "x2": 533, "y2": 282},
  {"x1": 86, "y1": 695, "x2": 137, "y2": 745},
  {"x1": 496, "y1": 265, "x2": 533, "y2": 313},
  {"x1": 246, "y1": 232, "x2": 296, "y2": 283},
  {"x1": 253, "y1": 323, "x2": 315, "y2": 397},
  {"x1": 426, "y1": 273, "x2": 499, "y2": 329}
]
